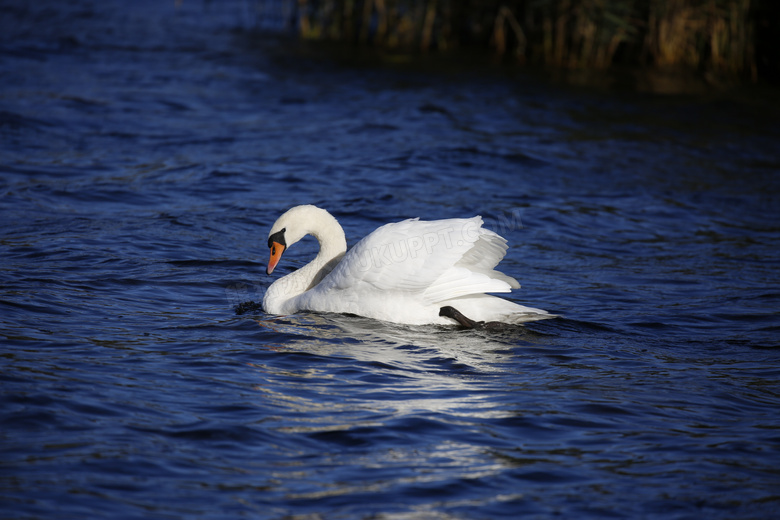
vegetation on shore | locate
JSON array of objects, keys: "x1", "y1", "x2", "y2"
[{"x1": 291, "y1": 0, "x2": 763, "y2": 81}]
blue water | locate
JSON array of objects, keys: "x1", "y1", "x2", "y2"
[{"x1": 2, "y1": 1, "x2": 780, "y2": 518}]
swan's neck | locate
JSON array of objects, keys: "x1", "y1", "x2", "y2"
[
  {"x1": 298, "y1": 225, "x2": 347, "y2": 291},
  {"x1": 263, "y1": 210, "x2": 347, "y2": 314}
]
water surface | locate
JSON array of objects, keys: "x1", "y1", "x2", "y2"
[{"x1": 2, "y1": 1, "x2": 780, "y2": 518}]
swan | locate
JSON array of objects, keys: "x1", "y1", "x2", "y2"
[{"x1": 262, "y1": 205, "x2": 551, "y2": 326}]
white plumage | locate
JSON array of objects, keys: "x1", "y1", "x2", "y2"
[{"x1": 262, "y1": 205, "x2": 550, "y2": 326}]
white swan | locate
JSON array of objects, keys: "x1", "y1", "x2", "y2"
[{"x1": 262, "y1": 205, "x2": 551, "y2": 326}]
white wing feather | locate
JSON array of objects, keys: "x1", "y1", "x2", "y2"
[{"x1": 312, "y1": 216, "x2": 518, "y2": 304}]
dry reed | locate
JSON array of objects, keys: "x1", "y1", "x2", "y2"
[{"x1": 292, "y1": 0, "x2": 758, "y2": 79}]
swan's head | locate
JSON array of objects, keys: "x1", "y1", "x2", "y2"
[
  {"x1": 266, "y1": 226, "x2": 287, "y2": 276},
  {"x1": 265, "y1": 205, "x2": 342, "y2": 275}
]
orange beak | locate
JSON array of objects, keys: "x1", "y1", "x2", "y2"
[{"x1": 267, "y1": 241, "x2": 285, "y2": 275}]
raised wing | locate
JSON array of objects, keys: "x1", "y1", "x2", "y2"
[{"x1": 316, "y1": 216, "x2": 519, "y2": 304}]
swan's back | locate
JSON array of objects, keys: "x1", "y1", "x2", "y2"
[{"x1": 303, "y1": 217, "x2": 519, "y2": 310}]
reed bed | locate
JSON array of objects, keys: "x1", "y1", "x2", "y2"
[{"x1": 291, "y1": 0, "x2": 757, "y2": 79}]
